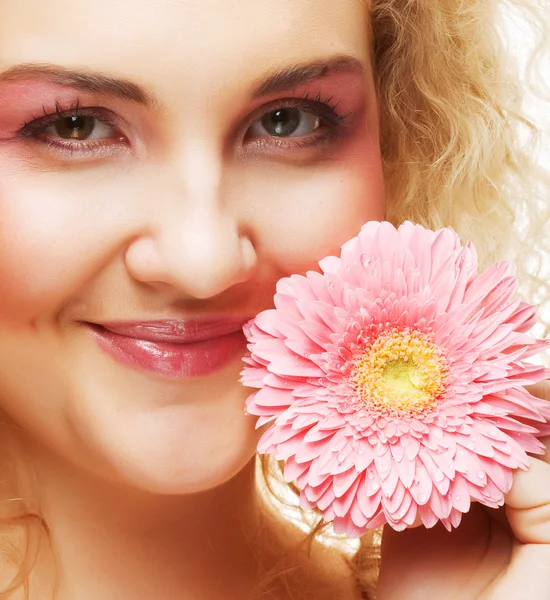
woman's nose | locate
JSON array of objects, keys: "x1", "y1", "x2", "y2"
[{"x1": 124, "y1": 161, "x2": 257, "y2": 300}]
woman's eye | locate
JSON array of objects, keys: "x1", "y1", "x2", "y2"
[
  {"x1": 248, "y1": 107, "x2": 321, "y2": 139},
  {"x1": 18, "y1": 107, "x2": 125, "y2": 156},
  {"x1": 42, "y1": 114, "x2": 116, "y2": 142}
]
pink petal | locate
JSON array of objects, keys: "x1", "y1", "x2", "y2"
[
  {"x1": 350, "y1": 499, "x2": 369, "y2": 528},
  {"x1": 299, "y1": 320, "x2": 332, "y2": 347},
  {"x1": 250, "y1": 386, "x2": 294, "y2": 409},
  {"x1": 273, "y1": 291, "x2": 302, "y2": 318},
  {"x1": 408, "y1": 463, "x2": 433, "y2": 505},
  {"x1": 268, "y1": 355, "x2": 324, "y2": 378},
  {"x1": 383, "y1": 481, "x2": 408, "y2": 515},
  {"x1": 284, "y1": 456, "x2": 309, "y2": 481},
  {"x1": 380, "y1": 465, "x2": 400, "y2": 499},
  {"x1": 394, "y1": 453, "x2": 416, "y2": 489},
  {"x1": 427, "y1": 488, "x2": 452, "y2": 519},
  {"x1": 333, "y1": 475, "x2": 362, "y2": 516},
  {"x1": 318, "y1": 255, "x2": 341, "y2": 274},
  {"x1": 417, "y1": 504, "x2": 439, "y2": 528},
  {"x1": 357, "y1": 479, "x2": 383, "y2": 518},
  {"x1": 316, "y1": 484, "x2": 337, "y2": 511},
  {"x1": 333, "y1": 468, "x2": 361, "y2": 498},
  {"x1": 448, "y1": 474, "x2": 472, "y2": 512}
]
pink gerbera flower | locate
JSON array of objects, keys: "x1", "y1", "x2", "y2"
[{"x1": 241, "y1": 221, "x2": 550, "y2": 536}]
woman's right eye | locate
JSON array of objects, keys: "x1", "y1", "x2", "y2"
[
  {"x1": 19, "y1": 106, "x2": 127, "y2": 156},
  {"x1": 42, "y1": 114, "x2": 116, "y2": 142}
]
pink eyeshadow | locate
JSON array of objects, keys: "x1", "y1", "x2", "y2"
[{"x1": 0, "y1": 80, "x2": 82, "y2": 134}]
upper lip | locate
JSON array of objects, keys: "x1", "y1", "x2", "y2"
[{"x1": 87, "y1": 319, "x2": 251, "y2": 344}]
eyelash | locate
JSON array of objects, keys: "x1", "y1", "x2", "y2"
[
  {"x1": 17, "y1": 93, "x2": 353, "y2": 158},
  {"x1": 18, "y1": 100, "x2": 125, "y2": 156}
]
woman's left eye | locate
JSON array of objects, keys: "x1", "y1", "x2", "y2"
[{"x1": 248, "y1": 107, "x2": 321, "y2": 139}]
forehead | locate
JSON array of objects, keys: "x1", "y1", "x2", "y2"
[{"x1": 0, "y1": 0, "x2": 370, "y2": 91}]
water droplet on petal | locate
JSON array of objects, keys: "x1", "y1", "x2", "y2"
[
  {"x1": 337, "y1": 453, "x2": 346, "y2": 462},
  {"x1": 418, "y1": 493, "x2": 427, "y2": 503},
  {"x1": 433, "y1": 471, "x2": 445, "y2": 482},
  {"x1": 371, "y1": 482, "x2": 380, "y2": 492},
  {"x1": 477, "y1": 470, "x2": 485, "y2": 480},
  {"x1": 466, "y1": 442, "x2": 476, "y2": 451},
  {"x1": 367, "y1": 472, "x2": 374, "y2": 480},
  {"x1": 455, "y1": 495, "x2": 461, "y2": 502}
]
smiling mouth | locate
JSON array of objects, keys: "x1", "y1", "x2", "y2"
[{"x1": 85, "y1": 319, "x2": 250, "y2": 379}]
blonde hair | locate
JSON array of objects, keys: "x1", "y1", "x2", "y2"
[
  {"x1": 262, "y1": 0, "x2": 550, "y2": 597},
  {"x1": 375, "y1": 0, "x2": 550, "y2": 328},
  {"x1": 2, "y1": 0, "x2": 550, "y2": 597}
]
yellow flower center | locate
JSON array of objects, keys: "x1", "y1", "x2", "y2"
[{"x1": 352, "y1": 329, "x2": 447, "y2": 416}]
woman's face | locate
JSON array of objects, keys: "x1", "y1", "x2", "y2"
[{"x1": 0, "y1": 0, "x2": 384, "y2": 494}]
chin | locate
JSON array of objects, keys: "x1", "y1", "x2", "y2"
[
  {"x1": 110, "y1": 439, "x2": 259, "y2": 496},
  {"x1": 74, "y1": 398, "x2": 262, "y2": 496}
]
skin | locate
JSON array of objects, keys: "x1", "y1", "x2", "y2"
[
  {"x1": 0, "y1": 1, "x2": 548, "y2": 599},
  {"x1": 0, "y1": 0, "x2": 384, "y2": 598}
]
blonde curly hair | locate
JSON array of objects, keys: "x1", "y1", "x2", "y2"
[
  {"x1": 375, "y1": 0, "x2": 550, "y2": 330},
  {"x1": 261, "y1": 0, "x2": 550, "y2": 597}
]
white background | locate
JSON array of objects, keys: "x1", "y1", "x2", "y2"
[{"x1": 503, "y1": 5, "x2": 549, "y2": 336}]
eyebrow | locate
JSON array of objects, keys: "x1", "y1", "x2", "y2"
[
  {"x1": 251, "y1": 55, "x2": 366, "y2": 98},
  {"x1": 0, "y1": 55, "x2": 365, "y2": 106},
  {"x1": 0, "y1": 63, "x2": 155, "y2": 106}
]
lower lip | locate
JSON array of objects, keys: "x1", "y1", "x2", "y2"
[{"x1": 87, "y1": 326, "x2": 247, "y2": 379}]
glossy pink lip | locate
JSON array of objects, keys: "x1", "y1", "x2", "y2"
[{"x1": 86, "y1": 319, "x2": 249, "y2": 379}]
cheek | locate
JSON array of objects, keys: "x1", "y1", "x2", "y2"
[
  {"x1": 240, "y1": 146, "x2": 385, "y2": 273},
  {"x1": 0, "y1": 184, "x2": 90, "y2": 321},
  {"x1": 0, "y1": 162, "x2": 130, "y2": 322}
]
